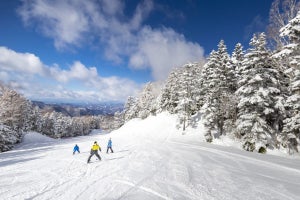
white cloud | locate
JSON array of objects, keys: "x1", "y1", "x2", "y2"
[
  {"x1": 49, "y1": 61, "x2": 98, "y2": 83},
  {"x1": 130, "y1": 0, "x2": 154, "y2": 30},
  {"x1": 69, "y1": 61, "x2": 98, "y2": 80},
  {"x1": 130, "y1": 27, "x2": 205, "y2": 80},
  {"x1": 0, "y1": 46, "x2": 46, "y2": 75},
  {"x1": 18, "y1": 0, "x2": 92, "y2": 49},
  {"x1": 29, "y1": 79, "x2": 140, "y2": 103},
  {"x1": 0, "y1": 46, "x2": 141, "y2": 102},
  {"x1": 18, "y1": 0, "x2": 206, "y2": 81}
]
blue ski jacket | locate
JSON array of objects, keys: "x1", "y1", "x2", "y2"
[
  {"x1": 73, "y1": 145, "x2": 79, "y2": 151},
  {"x1": 107, "y1": 139, "x2": 112, "y2": 148}
]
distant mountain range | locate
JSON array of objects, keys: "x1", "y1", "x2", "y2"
[{"x1": 32, "y1": 101, "x2": 124, "y2": 117}]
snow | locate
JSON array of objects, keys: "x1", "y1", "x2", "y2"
[
  {"x1": 1, "y1": 112, "x2": 300, "y2": 200},
  {"x1": 22, "y1": 132, "x2": 55, "y2": 144},
  {"x1": 272, "y1": 48, "x2": 292, "y2": 58}
]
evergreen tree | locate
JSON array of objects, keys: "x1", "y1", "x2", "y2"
[
  {"x1": 159, "y1": 68, "x2": 181, "y2": 113},
  {"x1": 199, "y1": 50, "x2": 218, "y2": 105},
  {"x1": 279, "y1": 11, "x2": 300, "y2": 153},
  {"x1": 123, "y1": 96, "x2": 138, "y2": 121},
  {"x1": 201, "y1": 40, "x2": 234, "y2": 140},
  {"x1": 113, "y1": 111, "x2": 125, "y2": 129},
  {"x1": 220, "y1": 43, "x2": 245, "y2": 136},
  {"x1": 281, "y1": 71, "x2": 300, "y2": 153},
  {"x1": 236, "y1": 33, "x2": 284, "y2": 152},
  {"x1": 176, "y1": 63, "x2": 199, "y2": 130},
  {"x1": 193, "y1": 62, "x2": 206, "y2": 110},
  {"x1": 136, "y1": 82, "x2": 159, "y2": 119},
  {"x1": 232, "y1": 43, "x2": 245, "y2": 89},
  {"x1": 216, "y1": 40, "x2": 236, "y2": 93}
]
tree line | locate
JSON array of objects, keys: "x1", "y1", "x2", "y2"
[{"x1": 0, "y1": 85, "x2": 122, "y2": 152}]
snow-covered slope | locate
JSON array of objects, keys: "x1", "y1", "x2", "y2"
[{"x1": 1, "y1": 112, "x2": 300, "y2": 200}]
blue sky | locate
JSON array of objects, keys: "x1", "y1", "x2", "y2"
[{"x1": 0, "y1": 0, "x2": 273, "y2": 103}]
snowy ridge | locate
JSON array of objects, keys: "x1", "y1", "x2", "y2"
[{"x1": 0, "y1": 112, "x2": 300, "y2": 200}]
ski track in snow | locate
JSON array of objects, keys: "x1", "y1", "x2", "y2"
[
  {"x1": 169, "y1": 140, "x2": 300, "y2": 174},
  {"x1": 167, "y1": 140, "x2": 300, "y2": 200},
  {"x1": 1, "y1": 113, "x2": 300, "y2": 200},
  {"x1": 115, "y1": 180, "x2": 171, "y2": 200}
]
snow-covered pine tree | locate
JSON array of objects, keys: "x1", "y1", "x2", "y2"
[
  {"x1": 221, "y1": 43, "x2": 245, "y2": 135},
  {"x1": 200, "y1": 50, "x2": 219, "y2": 142},
  {"x1": 193, "y1": 62, "x2": 206, "y2": 110},
  {"x1": 281, "y1": 70, "x2": 300, "y2": 153},
  {"x1": 201, "y1": 40, "x2": 235, "y2": 141},
  {"x1": 157, "y1": 62, "x2": 203, "y2": 130},
  {"x1": 216, "y1": 40, "x2": 236, "y2": 93},
  {"x1": 236, "y1": 33, "x2": 284, "y2": 153},
  {"x1": 278, "y1": 11, "x2": 300, "y2": 153},
  {"x1": 199, "y1": 50, "x2": 218, "y2": 105},
  {"x1": 159, "y1": 68, "x2": 181, "y2": 113},
  {"x1": 218, "y1": 41, "x2": 239, "y2": 136},
  {"x1": 158, "y1": 83, "x2": 171, "y2": 113},
  {"x1": 136, "y1": 82, "x2": 159, "y2": 119},
  {"x1": 186, "y1": 62, "x2": 204, "y2": 112},
  {"x1": 112, "y1": 111, "x2": 124, "y2": 129},
  {"x1": 123, "y1": 96, "x2": 138, "y2": 121},
  {"x1": 232, "y1": 43, "x2": 245, "y2": 89},
  {"x1": 176, "y1": 63, "x2": 199, "y2": 131}
]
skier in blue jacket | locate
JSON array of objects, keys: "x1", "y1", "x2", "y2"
[
  {"x1": 106, "y1": 138, "x2": 114, "y2": 153},
  {"x1": 73, "y1": 144, "x2": 80, "y2": 155}
]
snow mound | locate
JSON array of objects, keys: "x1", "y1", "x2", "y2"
[
  {"x1": 113, "y1": 112, "x2": 178, "y2": 138},
  {"x1": 111, "y1": 112, "x2": 206, "y2": 144},
  {"x1": 22, "y1": 132, "x2": 55, "y2": 144},
  {"x1": 115, "y1": 112, "x2": 299, "y2": 157}
]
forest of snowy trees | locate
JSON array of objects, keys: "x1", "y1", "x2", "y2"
[
  {"x1": 0, "y1": 84, "x2": 123, "y2": 152},
  {"x1": 123, "y1": 0, "x2": 300, "y2": 154}
]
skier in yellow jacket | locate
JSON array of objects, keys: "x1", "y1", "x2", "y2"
[{"x1": 87, "y1": 141, "x2": 101, "y2": 163}]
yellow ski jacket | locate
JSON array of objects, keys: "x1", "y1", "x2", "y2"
[{"x1": 91, "y1": 144, "x2": 101, "y2": 151}]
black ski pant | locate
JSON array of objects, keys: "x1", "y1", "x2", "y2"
[
  {"x1": 87, "y1": 150, "x2": 101, "y2": 162},
  {"x1": 106, "y1": 147, "x2": 114, "y2": 153}
]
